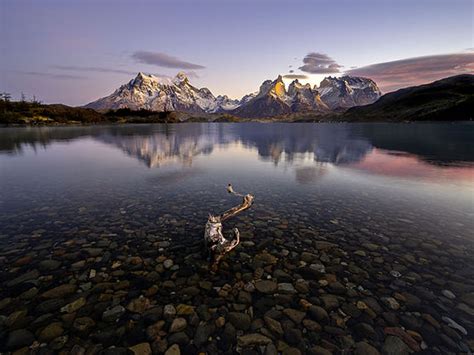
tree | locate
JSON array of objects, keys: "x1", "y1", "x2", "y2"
[{"x1": 0, "y1": 92, "x2": 11, "y2": 102}]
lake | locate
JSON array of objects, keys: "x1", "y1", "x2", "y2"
[{"x1": 0, "y1": 123, "x2": 473, "y2": 353}]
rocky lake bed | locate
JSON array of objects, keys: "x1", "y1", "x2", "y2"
[{"x1": 0, "y1": 196, "x2": 473, "y2": 355}]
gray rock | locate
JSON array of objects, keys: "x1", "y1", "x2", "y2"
[
  {"x1": 164, "y1": 344, "x2": 180, "y2": 355},
  {"x1": 308, "y1": 306, "x2": 329, "y2": 323},
  {"x1": 255, "y1": 280, "x2": 277, "y2": 294},
  {"x1": 355, "y1": 341, "x2": 380, "y2": 355},
  {"x1": 237, "y1": 333, "x2": 272, "y2": 347},
  {"x1": 283, "y1": 308, "x2": 306, "y2": 324},
  {"x1": 441, "y1": 290, "x2": 456, "y2": 299},
  {"x1": 227, "y1": 312, "x2": 251, "y2": 330},
  {"x1": 264, "y1": 316, "x2": 284, "y2": 336},
  {"x1": 102, "y1": 305, "x2": 125, "y2": 322},
  {"x1": 164, "y1": 304, "x2": 177, "y2": 319},
  {"x1": 278, "y1": 283, "x2": 296, "y2": 294},
  {"x1": 169, "y1": 317, "x2": 187, "y2": 333},
  {"x1": 382, "y1": 335, "x2": 410, "y2": 355}
]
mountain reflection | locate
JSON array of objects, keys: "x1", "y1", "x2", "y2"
[
  {"x1": 92, "y1": 123, "x2": 373, "y2": 167},
  {"x1": 1, "y1": 123, "x2": 473, "y2": 175}
]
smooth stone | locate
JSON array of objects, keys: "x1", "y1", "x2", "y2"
[
  {"x1": 328, "y1": 281, "x2": 346, "y2": 295},
  {"x1": 84, "y1": 248, "x2": 103, "y2": 257},
  {"x1": 302, "y1": 319, "x2": 322, "y2": 332},
  {"x1": 314, "y1": 241, "x2": 338, "y2": 250},
  {"x1": 164, "y1": 304, "x2": 177, "y2": 319},
  {"x1": 39, "y1": 260, "x2": 61, "y2": 271},
  {"x1": 382, "y1": 335, "x2": 410, "y2": 355},
  {"x1": 381, "y1": 297, "x2": 400, "y2": 310},
  {"x1": 227, "y1": 312, "x2": 251, "y2": 330},
  {"x1": 283, "y1": 309, "x2": 305, "y2": 324},
  {"x1": 163, "y1": 259, "x2": 174, "y2": 269},
  {"x1": 176, "y1": 304, "x2": 194, "y2": 315},
  {"x1": 278, "y1": 283, "x2": 296, "y2": 294},
  {"x1": 61, "y1": 297, "x2": 86, "y2": 313},
  {"x1": 102, "y1": 305, "x2": 125, "y2": 322},
  {"x1": 355, "y1": 341, "x2": 380, "y2": 355},
  {"x1": 264, "y1": 316, "x2": 284, "y2": 336},
  {"x1": 38, "y1": 322, "x2": 64, "y2": 342},
  {"x1": 441, "y1": 290, "x2": 456, "y2": 299},
  {"x1": 320, "y1": 295, "x2": 339, "y2": 310},
  {"x1": 308, "y1": 346, "x2": 332, "y2": 355},
  {"x1": 170, "y1": 318, "x2": 187, "y2": 333},
  {"x1": 238, "y1": 333, "x2": 272, "y2": 347},
  {"x1": 6, "y1": 270, "x2": 40, "y2": 287},
  {"x1": 309, "y1": 263, "x2": 326, "y2": 273},
  {"x1": 129, "y1": 342, "x2": 152, "y2": 355},
  {"x1": 255, "y1": 280, "x2": 277, "y2": 294},
  {"x1": 282, "y1": 348, "x2": 302, "y2": 355},
  {"x1": 164, "y1": 344, "x2": 180, "y2": 355},
  {"x1": 255, "y1": 252, "x2": 278, "y2": 265},
  {"x1": 308, "y1": 306, "x2": 329, "y2": 323},
  {"x1": 73, "y1": 317, "x2": 95, "y2": 332},
  {"x1": 442, "y1": 316, "x2": 467, "y2": 335},
  {"x1": 41, "y1": 284, "x2": 76, "y2": 299},
  {"x1": 127, "y1": 296, "x2": 151, "y2": 314}
]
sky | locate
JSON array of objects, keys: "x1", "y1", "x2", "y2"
[{"x1": 0, "y1": 0, "x2": 473, "y2": 105}]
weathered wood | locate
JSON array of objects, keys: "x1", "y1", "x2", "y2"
[{"x1": 204, "y1": 184, "x2": 254, "y2": 271}]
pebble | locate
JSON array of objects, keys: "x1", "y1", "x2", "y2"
[
  {"x1": 441, "y1": 289, "x2": 456, "y2": 299},
  {"x1": 129, "y1": 342, "x2": 152, "y2": 355},
  {"x1": 255, "y1": 280, "x2": 278, "y2": 294},
  {"x1": 102, "y1": 305, "x2": 125, "y2": 322},
  {"x1": 238, "y1": 333, "x2": 272, "y2": 347}
]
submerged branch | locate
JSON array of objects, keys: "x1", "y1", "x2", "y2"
[{"x1": 204, "y1": 184, "x2": 254, "y2": 271}]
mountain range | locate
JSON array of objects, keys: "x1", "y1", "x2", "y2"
[{"x1": 85, "y1": 72, "x2": 381, "y2": 117}]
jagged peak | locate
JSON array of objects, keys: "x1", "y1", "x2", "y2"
[{"x1": 174, "y1": 71, "x2": 189, "y2": 84}]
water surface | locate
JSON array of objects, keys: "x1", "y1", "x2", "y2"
[{"x1": 0, "y1": 123, "x2": 473, "y2": 353}]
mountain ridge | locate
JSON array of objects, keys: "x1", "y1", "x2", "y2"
[{"x1": 85, "y1": 72, "x2": 382, "y2": 118}]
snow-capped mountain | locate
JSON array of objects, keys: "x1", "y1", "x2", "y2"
[
  {"x1": 318, "y1": 76, "x2": 381, "y2": 110},
  {"x1": 86, "y1": 72, "x2": 224, "y2": 113},
  {"x1": 85, "y1": 72, "x2": 381, "y2": 117}
]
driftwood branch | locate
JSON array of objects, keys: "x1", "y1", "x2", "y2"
[{"x1": 204, "y1": 184, "x2": 254, "y2": 271}]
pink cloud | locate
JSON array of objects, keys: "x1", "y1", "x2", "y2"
[{"x1": 346, "y1": 53, "x2": 474, "y2": 93}]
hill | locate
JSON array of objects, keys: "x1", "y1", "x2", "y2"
[{"x1": 341, "y1": 75, "x2": 474, "y2": 121}]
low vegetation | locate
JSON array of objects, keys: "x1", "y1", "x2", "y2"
[{"x1": 0, "y1": 95, "x2": 180, "y2": 125}]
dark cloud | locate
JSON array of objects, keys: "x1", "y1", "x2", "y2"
[
  {"x1": 53, "y1": 65, "x2": 136, "y2": 75},
  {"x1": 299, "y1": 52, "x2": 342, "y2": 74},
  {"x1": 18, "y1": 71, "x2": 86, "y2": 79},
  {"x1": 346, "y1": 53, "x2": 474, "y2": 93},
  {"x1": 283, "y1": 74, "x2": 309, "y2": 80},
  {"x1": 131, "y1": 51, "x2": 205, "y2": 69},
  {"x1": 289, "y1": 69, "x2": 294, "y2": 73}
]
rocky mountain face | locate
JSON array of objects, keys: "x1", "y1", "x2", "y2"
[
  {"x1": 85, "y1": 72, "x2": 381, "y2": 117},
  {"x1": 231, "y1": 76, "x2": 329, "y2": 118},
  {"x1": 318, "y1": 76, "x2": 382, "y2": 110},
  {"x1": 86, "y1": 72, "x2": 232, "y2": 114}
]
